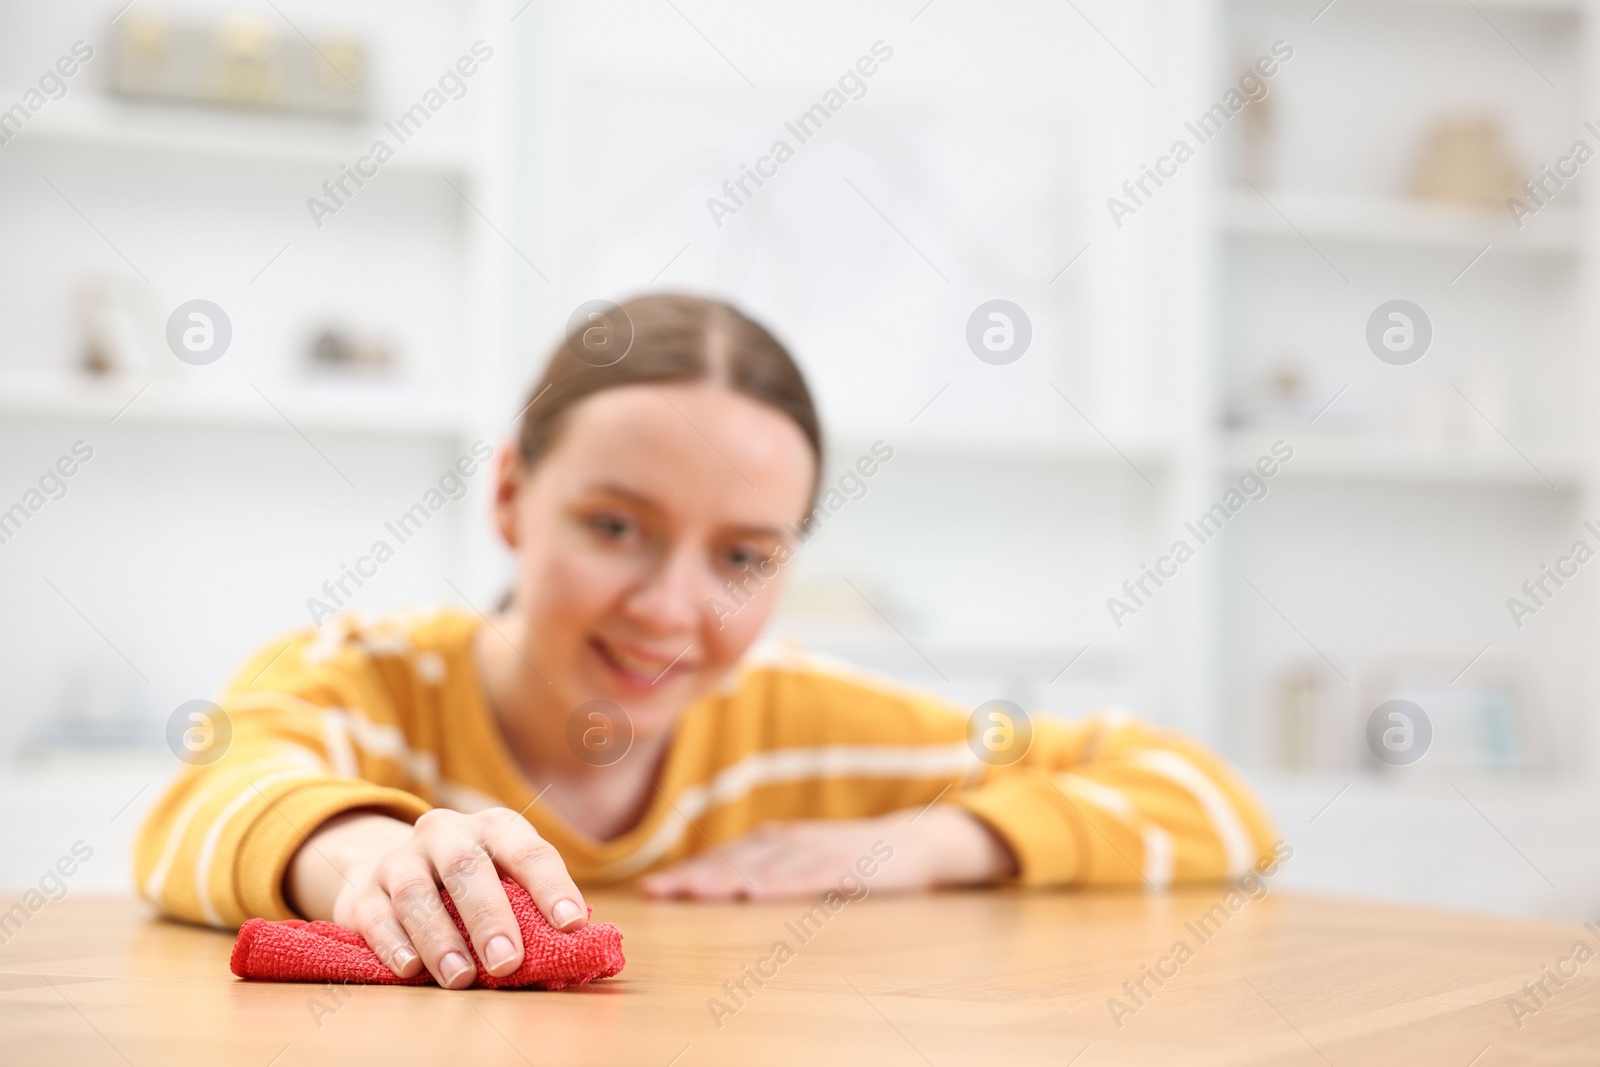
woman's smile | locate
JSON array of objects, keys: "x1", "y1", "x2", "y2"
[{"x1": 587, "y1": 634, "x2": 697, "y2": 692}]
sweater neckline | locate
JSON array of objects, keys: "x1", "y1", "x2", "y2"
[{"x1": 445, "y1": 610, "x2": 695, "y2": 871}]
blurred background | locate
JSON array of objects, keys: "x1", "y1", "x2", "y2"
[{"x1": 2, "y1": 0, "x2": 1597, "y2": 922}]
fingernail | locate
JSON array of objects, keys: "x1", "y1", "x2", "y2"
[
  {"x1": 391, "y1": 945, "x2": 419, "y2": 974},
  {"x1": 440, "y1": 952, "x2": 474, "y2": 988},
  {"x1": 484, "y1": 935, "x2": 516, "y2": 972},
  {"x1": 551, "y1": 899, "x2": 583, "y2": 929}
]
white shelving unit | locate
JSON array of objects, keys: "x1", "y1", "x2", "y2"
[
  {"x1": 824, "y1": 431, "x2": 1172, "y2": 475},
  {"x1": 8, "y1": 93, "x2": 483, "y2": 178},
  {"x1": 0, "y1": 0, "x2": 512, "y2": 772},
  {"x1": 1222, "y1": 429, "x2": 1586, "y2": 487},
  {"x1": 0, "y1": 1, "x2": 503, "y2": 422},
  {"x1": 1191, "y1": 0, "x2": 1598, "y2": 793},
  {"x1": 1222, "y1": 188, "x2": 1581, "y2": 253},
  {"x1": 0, "y1": 373, "x2": 469, "y2": 437}
]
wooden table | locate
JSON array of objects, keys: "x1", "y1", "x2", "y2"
[{"x1": 2, "y1": 889, "x2": 1596, "y2": 1066}]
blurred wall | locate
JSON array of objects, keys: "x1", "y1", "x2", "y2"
[{"x1": 2, "y1": 0, "x2": 1597, "y2": 921}]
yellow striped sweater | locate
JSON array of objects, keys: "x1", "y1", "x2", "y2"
[{"x1": 134, "y1": 608, "x2": 1278, "y2": 928}]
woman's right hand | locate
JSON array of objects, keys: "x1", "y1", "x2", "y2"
[{"x1": 285, "y1": 807, "x2": 589, "y2": 989}]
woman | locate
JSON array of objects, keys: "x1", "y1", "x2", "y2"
[{"x1": 135, "y1": 293, "x2": 1277, "y2": 990}]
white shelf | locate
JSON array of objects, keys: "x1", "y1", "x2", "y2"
[
  {"x1": 825, "y1": 432, "x2": 1172, "y2": 475},
  {"x1": 1253, "y1": 770, "x2": 1600, "y2": 921},
  {"x1": 774, "y1": 632, "x2": 1128, "y2": 678},
  {"x1": 1281, "y1": 0, "x2": 1582, "y2": 12},
  {"x1": 1223, "y1": 430, "x2": 1585, "y2": 488},
  {"x1": 1222, "y1": 190, "x2": 1580, "y2": 254},
  {"x1": 0, "y1": 374, "x2": 468, "y2": 437},
  {"x1": 4, "y1": 94, "x2": 483, "y2": 177}
]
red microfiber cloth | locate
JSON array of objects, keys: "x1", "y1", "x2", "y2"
[{"x1": 230, "y1": 876, "x2": 624, "y2": 990}]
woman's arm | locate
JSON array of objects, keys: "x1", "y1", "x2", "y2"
[
  {"x1": 637, "y1": 652, "x2": 1278, "y2": 899},
  {"x1": 946, "y1": 712, "x2": 1279, "y2": 888},
  {"x1": 132, "y1": 625, "x2": 589, "y2": 989},
  {"x1": 639, "y1": 803, "x2": 1016, "y2": 899},
  {"x1": 131, "y1": 690, "x2": 434, "y2": 927}
]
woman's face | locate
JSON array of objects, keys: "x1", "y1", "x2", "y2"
[{"x1": 495, "y1": 380, "x2": 816, "y2": 739}]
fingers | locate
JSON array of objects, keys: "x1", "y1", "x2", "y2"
[
  {"x1": 332, "y1": 807, "x2": 587, "y2": 988},
  {"x1": 721, "y1": 825, "x2": 798, "y2": 879},
  {"x1": 648, "y1": 825, "x2": 763, "y2": 898},
  {"x1": 640, "y1": 824, "x2": 853, "y2": 901},
  {"x1": 423, "y1": 830, "x2": 525, "y2": 979},
  {"x1": 641, "y1": 846, "x2": 758, "y2": 900},
  {"x1": 484, "y1": 814, "x2": 588, "y2": 933},
  {"x1": 350, "y1": 890, "x2": 423, "y2": 978},
  {"x1": 379, "y1": 850, "x2": 478, "y2": 989}
]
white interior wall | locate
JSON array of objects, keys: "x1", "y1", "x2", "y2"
[{"x1": 2, "y1": 0, "x2": 1597, "y2": 925}]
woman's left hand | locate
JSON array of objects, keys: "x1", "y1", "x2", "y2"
[{"x1": 637, "y1": 805, "x2": 1017, "y2": 900}]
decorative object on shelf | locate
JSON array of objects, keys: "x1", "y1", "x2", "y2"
[
  {"x1": 307, "y1": 326, "x2": 395, "y2": 374},
  {"x1": 1259, "y1": 355, "x2": 1308, "y2": 414},
  {"x1": 1363, "y1": 655, "x2": 1545, "y2": 775},
  {"x1": 1276, "y1": 660, "x2": 1355, "y2": 770},
  {"x1": 1409, "y1": 116, "x2": 1520, "y2": 209},
  {"x1": 111, "y1": 13, "x2": 366, "y2": 118},
  {"x1": 1278, "y1": 653, "x2": 1546, "y2": 774},
  {"x1": 22, "y1": 653, "x2": 154, "y2": 753},
  {"x1": 73, "y1": 273, "x2": 161, "y2": 377},
  {"x1": 1237, "y1": 49, "x2": 1277, "y2": 188},
  {"x1": 1228, "y1": 352, "x2": 1346, "y2": 429}
]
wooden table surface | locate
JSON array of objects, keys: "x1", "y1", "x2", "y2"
[{"x1": 1, "y1": 889, "x2": 1596, "y2": 1066}]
